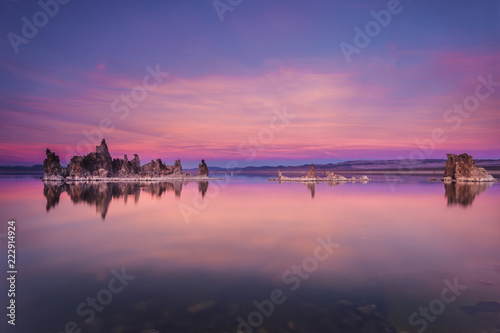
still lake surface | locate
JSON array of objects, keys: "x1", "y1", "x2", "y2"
[{"x1": 0, "y1": 175, "x2": 499, "y2": 333}]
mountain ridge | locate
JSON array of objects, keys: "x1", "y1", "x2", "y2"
[{"x1": 2, "y1": 158, "x2": 500, "y2": 175}]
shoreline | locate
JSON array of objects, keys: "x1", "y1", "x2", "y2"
[
  {"x1": 41, "y1": 175, "x2": 222, "y2": 183},
  {"x1": 4, "y1": 169, "x2": 499, "y2": 179},
  {"x1": 214, "y1": 169, "x2": 500, "y2": 176},
  {"x1": 270, "y1": 175, "x2": 370, "y2": 183}
]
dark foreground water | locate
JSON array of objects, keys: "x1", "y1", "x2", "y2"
[{"x1": 0, "y1": 175, "x2": 499, "y2": 333}]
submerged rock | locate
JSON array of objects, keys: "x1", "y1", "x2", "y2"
[
  {"x1": 443, "y1": 153, "x2": 496, "y2": 182},
  {"x1": 187, "y1": 300, "x2": 215, "y2": 314},
  {"x1": 461, "y1": 301, "x2": 500, "y2": 314}
]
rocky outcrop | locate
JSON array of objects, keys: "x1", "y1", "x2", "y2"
[
  {"x1": 326, "y1": 171, "x2": 348, "y2": 182},
  {"x1": 42, "y1": 139, "x2": 212, "y2": 182},
  {"x1": 140, "y1": 158, "x2": 187, "y2": 177},
  {"x1": 131, "y1": 154, "x2": 141, "y2": 173},
  {"x1": 112, "y1": 155, "x2": 130, "y2": 176},
  {"x1": 306, "y1": 164, "x2": 315, "y2": 178},
  {"x1": 197, "y1": 159, "x2": 209, "y2": 176},
  {"x1": 43, "y1": 149, "x2": 68, "y2": 180},
  {"x1": 141, "y1": 159, "x2": 167, "y2": 177},
  {"x1": 443, "y1": 153, "x2": 496, "y2": 182},
  {"x1": 95, "y1": 139, "x2": 113, "y2": 174},
  {"x1": 66, "y1": 140, "x2": 114, "y2": 178},
  {"x1": 173, "y1": 159, "x2": 182, "y2": 174},
  {"x1": 270, "y1": 169, "x2": 370, "y2": 183},
  {"x1": 359, "y1": 175, "x2": 370, "y2": 182}
]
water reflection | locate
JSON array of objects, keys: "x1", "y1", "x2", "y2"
[
  {"x1": 198, "y1": 181, "x2": 208, "y2": 197},
  {"x1": 303, "y1": 181, "x2": 352, "y2": 198},
  {"x1": 306, "y1": 182, "x2": 316, "y2": 198},
  {"x1": 444, "y1": 182, "x2": 493, "y2": 207},
  {"x1": 1, "y1": 177, "x2": 499, "y2": 333},
  {"x1": 43, "y1": 181, "x2": 208, "y2": 218}
]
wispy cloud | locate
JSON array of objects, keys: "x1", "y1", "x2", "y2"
[{"x1": 1, "y1": 48, "x2": 499, "y2": 165}]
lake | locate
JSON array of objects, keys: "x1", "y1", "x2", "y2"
[{"x1": 0, "y1": 175, "x2": 499, "y2": 333}]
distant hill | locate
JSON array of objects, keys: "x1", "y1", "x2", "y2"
[
  {"x1": 211, "y1": 158, "x2": 500, "y2": 175},
  {"x1": 0, "y1": 165, "x2": 44, "y2": 175},
  {"x1": 183, "y1": 166, "x2": 227, "y2": 172},
  {"x1": 2, "y1": 158, "x2": 500, "y2": 176}
]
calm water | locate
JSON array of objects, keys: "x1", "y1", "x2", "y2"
[{"x1": 0, "y1": 175, "x2": 499, "y2": 333}]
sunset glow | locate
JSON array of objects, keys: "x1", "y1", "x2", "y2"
[{"x1": 1, "y1": 1, "x2": 499, "y2": 166}]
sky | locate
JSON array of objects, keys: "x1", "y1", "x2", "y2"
[{"x1": 0, "y1": 0, "x2": 499, "y2": 168}]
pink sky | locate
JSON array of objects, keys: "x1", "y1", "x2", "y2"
[{"x1": 1, "y1": 49, "x2": 499, "y2": 167}]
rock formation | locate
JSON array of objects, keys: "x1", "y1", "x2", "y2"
[
  {"x1": 131, "y1": 154, "x2": 141, "y2": 172},
  {"x1": 306, "y1": 164, "x2": 315, "y2": 178},
  {"x1": 43, "y1": 149, "x2": 68, "y2": 180},
  {"x1": 66, "y1": 140, "x2": 114, "y2": 178},
  {"x1": 42, "y1": 139, "x2": 211, "y2": 181},
  {"x1": 141, "y1": 159, "x2": 167, "y2": 177},
  {"x1": 95, "y1": 139, "x2": 113, "y2": 174},
  {"x1": 117, "y1": 155, "x2": 131, "y2": 175},
  {"x1": 173, "y1": 159, "x2": 182, "y2": 174},
  {"x1": 443, "y1": 153, "x2": 496, "y2": 182},
  {"x1": 360, "y1": 175, "x2": 370, "y2": 182},
  {"x1": 326, "y1": 171, "x2": 348, "y2": 182},
  {"x1": 197, "y1": 159, "x2": 209, "y2": 176},
  {"x1": 270, "y1": 168, "x2": 370, "y2": 184}
]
